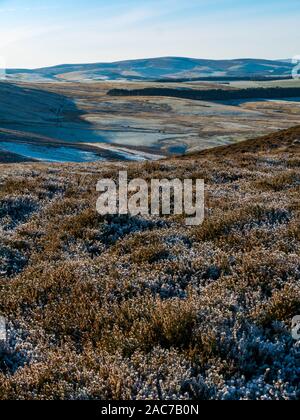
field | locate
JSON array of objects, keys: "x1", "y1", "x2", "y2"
[
  {"x1": 0, "y1": 126, "x2": 299, "y2": 400},
  {"x1": 1, "y1": 80, "x2": 300, "y2": 163}
]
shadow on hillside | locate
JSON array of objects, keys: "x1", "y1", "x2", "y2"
[{"x1": 0, "y1": 81, "x2": 105, "y2": 144}]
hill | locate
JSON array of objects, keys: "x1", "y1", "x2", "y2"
[
  {"x1": 0, "y1": 127, "x2": 299, "y2": 400},
  {"x1": 5, "y1": 57, "x2": 295, "y2": 82}
]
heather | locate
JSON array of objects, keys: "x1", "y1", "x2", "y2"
[{"x1": 0, "y1": 127, "x2": 299, "y2": 400}]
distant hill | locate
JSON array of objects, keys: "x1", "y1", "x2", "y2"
[{"x1": 5, "y1": 57, "x2": 295, "y2": 82}]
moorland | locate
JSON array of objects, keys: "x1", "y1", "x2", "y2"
[{"x1": 0, "y1": 126, "x2": 299, "y2": 399}]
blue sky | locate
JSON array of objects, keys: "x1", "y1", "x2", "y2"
[{"x1": 0, "y1": 0, "x2": 299, "y2": 68}]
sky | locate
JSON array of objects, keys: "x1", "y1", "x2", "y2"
[{"x1": 0, "y1": 0, "x2": 299, "y2": 68}]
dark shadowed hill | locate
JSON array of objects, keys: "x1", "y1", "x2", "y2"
[{"x1": 0, "y1": 150, "x2": 36, "y2": 163}]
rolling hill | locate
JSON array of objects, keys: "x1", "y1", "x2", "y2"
[{"x1": 5, "y1": 57, "x2": 295, "y2": 82}]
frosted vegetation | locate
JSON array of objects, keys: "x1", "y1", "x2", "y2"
[{"x1": 0, "y1": 127, "x2": 299, "y2": 400}]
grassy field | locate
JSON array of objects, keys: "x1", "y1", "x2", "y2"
[
  {"x1": 0, "y1": 126, "x2": 299, "y2": 400},
  {"x1": 228, "y1": 79, "x2": 300, "y2": 89}
]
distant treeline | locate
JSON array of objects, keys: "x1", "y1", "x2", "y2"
[{"x1": 108, "y1": 87, "x2": 300, "y2": 102}]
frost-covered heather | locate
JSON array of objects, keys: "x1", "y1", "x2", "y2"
[{"x1": 0, "y1": 127, "x2": 299, "y2": 400}]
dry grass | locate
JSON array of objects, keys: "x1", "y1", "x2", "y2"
[{"x1": 0, "y1": 127, "x2": 299, "y2": 400}]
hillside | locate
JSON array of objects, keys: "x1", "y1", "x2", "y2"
[
  {"x1": 186, "y1": 125, "x2": 300, "y2": 156},
  {"x1": 0, "y1": 127, "x2": 299, "y2": 400},
  {"x1": 5, "y1": 57, "x2": 294, "y2": 82}
]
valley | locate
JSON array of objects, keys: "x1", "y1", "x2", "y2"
[{"x1": 1, "y1": 78, "x2": 300, "y2": 163}]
